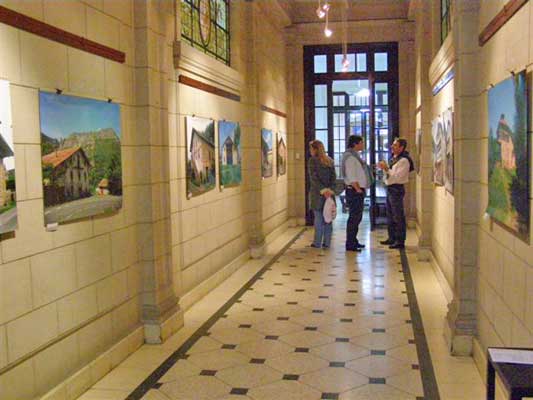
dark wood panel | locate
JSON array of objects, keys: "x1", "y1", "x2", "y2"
[
  {"x1": 479, "y1": 0, "x2": 529, "y2": 46},
  {"x1": 178, "y1": 75, "x2": 241, "y2": 102},
  {"x1": 0, "y1": 5, "x2": 125, "y2": 63},
  {"x1": 260, "y1": 105, "x2": 287, "y2": 118}
]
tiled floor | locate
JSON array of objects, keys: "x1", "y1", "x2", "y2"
[{"x1": 78, "y1": 214, "x2": 486, "y2": 400}]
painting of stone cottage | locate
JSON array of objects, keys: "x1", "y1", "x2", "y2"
[
  {"x1": 261, "y1": 128, "x2": 273, "y2": 178},
  {"x1": 277, "y1": 131, "x2": 287, "y2": 177},
  {"x1": 443, "y1": 108, "x2": 454, "y2": 194},
  {"x1": 0, "y1": 80, "x2": 17, "y2": 234},
  {"x1": 218, "y1": 120, "x2": 241, "y2": 187},
  {"x1": 39, "y1": 92, "x2": 122, "y2": 225},
  {"x1": 431, "y1": 117, "x2": 444, "y2": 186},
  {"x1": 186, "y1": 116, "x2": 216, "y2": 197},
  {"x1": 487, "y1": 71, "x2": 529, "y2": 238}
]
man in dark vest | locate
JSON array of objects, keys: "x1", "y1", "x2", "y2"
[{"x1": 378, "y1": 138, "x2": 414, "y2": 249}]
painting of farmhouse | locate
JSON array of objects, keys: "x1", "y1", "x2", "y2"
[
  {"x1": 186, "y1": 116, "x2": 216, "y2": 197},
  {"x1": 39, "y1": 92, "x2": 122, "y2": 226},
  {"x1": 261, "y1": 128, "x2": 273, "y2": 178},
  {"x1": 218, "y1": 120, "x2": 241, "y2": 187},
  {"x1": 431, "y1": 116, "x2": 444, "y2": 186},
  {"x1": 443, "y1": 108, "x2": 454, "y2": 193},
  {"x1": 277, "y1": 131, "x2": 287, "y2": 177},
  {"x1": 0, "y1": 80, "x2": 17, "y2": 234},
  {"x1": 487, "y1": 71, "x2": 529, "y2": 238}
]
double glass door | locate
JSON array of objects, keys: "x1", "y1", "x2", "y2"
[{"x1": 304, "y1": 43, "x2": 399, "y2": 229}]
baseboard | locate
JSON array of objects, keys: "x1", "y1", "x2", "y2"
[
  {"x1": 265, "y1": 220, "x2": 290, "y2": 246},
  {"x1": 41, "y1": 326, "x2": 144, "y2": 400},
  {"x1": 473, "y1": 337, "x2": 507, "y2": 399},
  {"x1": 429, "y1": 251, "x2": 454, "y2": 303},
  {"x1": 180, "y1": 250, "x2": 251, "y2": 312}
]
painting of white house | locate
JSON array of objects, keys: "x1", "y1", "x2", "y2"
[
  {"x1": 218, "y1": 120, "x2": 241, "y2": 187},
  {"x1": 186, "y1": 116, "x2": 216, "y2": 197},
  {"x1": 277, "y1": 131, "x2": 287, "y2": 177},
  {"x1": 39, "y1": 92, "x2": 122, "y2": 226},
  {"x1": 261, "y1": 128, "x2": 273, "y2": 178},
  {"x1": 0, "y1": 80, "x2": 17, "y2": 234},
  {"x1": 487, "y1": 71, "x2": 529, "y2": 238}
]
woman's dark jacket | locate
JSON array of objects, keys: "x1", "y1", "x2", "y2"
[{"x1": 308, "y1": 156, "x2": 337, "y2": 210}]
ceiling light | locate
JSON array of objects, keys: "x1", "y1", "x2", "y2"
[
  {"x1": 316, "y1": 0, "x2": 325, "y2": 18},
  {"x1": 322, "y1": 2, "x2": 330, "y2": 12},
  {"x1": 324, "y1": 27, "x2": 333, "y2": 37}
]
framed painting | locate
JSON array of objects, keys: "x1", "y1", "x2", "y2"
[
  {"x1": 487, "y1": 71, "x2": 529, "y2": 239},
  {"x1": 39, "y1": 92, "x2": 122, "y2": 226},
  {"x1": 431, "y1": 116, "x2": 444, "y2": 186},
  {"x1": 218, "y1": 120, "x2": 241, "y2": 188},
  {"x1": 261, "y1": 128, "x2": 273, "y2": 178},
  {"x1": 186, "y1": 116, "x2": 216, "y2": 197},
  {"x1": 277, "y1": 131, "x2": 287, "y2": 177},
  {"x1": 0, "y1": 80, "x2": 17, "y2": 234},
  {"x1": 415, "y1": 128, "x2": 422, "y2": 175},
  {"x1": 443, "y1": 108, "x2": 454, "y2": 193}
]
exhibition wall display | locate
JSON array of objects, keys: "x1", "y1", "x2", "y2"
[
  {"x1": 39, "y1": 92, "x2": 122, "y2": 226},
  {"x1": 186, "y1": 116, "x2": 216, "y2": 197},
  {"x1": 0, "y1": 80, "x2": 17, "y2": 234},
  {"x1": 261, "y1": 128, "x2": 273, "y2": 178},
  {"x1": 277, "y1": 131, "x2": 287, "y2": 177},
  {"x1": 218, "y1": 120, "x2": 242, "y2": 187}
]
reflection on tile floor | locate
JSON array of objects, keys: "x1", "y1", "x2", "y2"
[
  {"x1": 142, "y1": 220, "x2": 424, "y2": 400},
  {"x1": 79, "y1": 215, "x2": 487, "y2": 400}
]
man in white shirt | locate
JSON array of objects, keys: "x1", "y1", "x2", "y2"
[
  {"x1": 341, "y1": 135, "x2": 370, "y2": 252},
  {"x1": 378, "y1": 138, "x2": 414, "y2": 249}
]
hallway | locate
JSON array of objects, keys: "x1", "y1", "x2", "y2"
[{"x1": 78, "y1": 216, "x2": 485, "y2": 400}]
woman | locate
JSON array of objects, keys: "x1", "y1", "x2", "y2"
[{"x1": 308, "y1": 140, "x2": 337, "y2": 248}]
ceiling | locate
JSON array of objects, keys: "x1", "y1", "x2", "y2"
[{"x1": 278, "y1": 0, "x2": 411, "y2": 24}]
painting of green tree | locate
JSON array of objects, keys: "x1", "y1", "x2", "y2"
[
  {"x1": 218, "y1": 121, "x2": 241, "y2": 187},
  {"x1": 487, "y1": 71, "x2": 529, "y2": 239}
]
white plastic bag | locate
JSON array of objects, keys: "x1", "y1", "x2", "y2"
[{"x1": 323, "y1": 197, "x2": 337, "y2": 223}]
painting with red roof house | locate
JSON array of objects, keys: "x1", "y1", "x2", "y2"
[
  {"x1": 39, "y1": 92, "x2": 122, "y2": 226},
  {"x1": 0, "y1": 80, "x2": 17, "y2": 234},
  {"x1": 487, "y1": 71, "x2": 529, "y2": 240}
]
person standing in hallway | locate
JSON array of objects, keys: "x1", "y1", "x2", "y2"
[
  {"x1": 308, "y1": 140, "x2": 337, "y2": 249},
  {"x1": 378, "y1": 138, "x2": 414, "y2": 249},
  {"x1": 341, "y1": 135, "x2": 371, "y2": 252}
]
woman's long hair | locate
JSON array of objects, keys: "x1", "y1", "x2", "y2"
[{"x1": 309, "y1": 140, "x2": 333, "y2": 167}]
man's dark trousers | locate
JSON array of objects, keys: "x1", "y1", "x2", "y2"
[
  {"x1": 386, "y1": 184, "x2": 406, "y2": 244},
  {"x1": 346, "y1": 187, "x2": 365, "y2": 249}
]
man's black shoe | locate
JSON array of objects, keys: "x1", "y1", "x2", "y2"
[
  {"x1": 346, "y1": 247, "x2": 362, "y2": 252},
  {"x1": 380, "y1": 239, "x2": 395, "y2": 245},
  {"x1": 355, "y1": 243, "x2": 365, "y2": 249},
  {"x1": 389, "y1": 242, "x2": 405, "y2": 249}
]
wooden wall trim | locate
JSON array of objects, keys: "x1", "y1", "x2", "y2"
[
  {"x1": 478, "y1": 0, "x2": 529, "y2": 46},
  {"x1": 260, "y1": 105, "x2": 287, "y2": 118},
  {"x1": 0, "y1": 5, "x2": 125, "y2": 63},
  {"x1": 178, "y1": 75, "x2": 241, "y2": 102}
]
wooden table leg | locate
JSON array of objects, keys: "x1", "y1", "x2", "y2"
[{"x1": 487, "y1": 360, "x2": 495, "y2": 400}]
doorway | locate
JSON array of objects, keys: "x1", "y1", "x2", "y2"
[{"x1": 304, "y1": 43, "x2": 399, "y2": 229}]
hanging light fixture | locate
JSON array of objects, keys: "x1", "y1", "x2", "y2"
[
  {"x1": 324, "y1": 3, "x2": 332, "y2": 37},
  {"x1": 341, "y1": 0, "x2": 349, "y2": 71},
  {"x1": 316, "y1": 0, "x2": 326, "y2": 18},
  {"x1": 322, "y1": 1, "x2": 330, "y2": 12}
]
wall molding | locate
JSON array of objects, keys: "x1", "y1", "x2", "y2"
[
  {"x1": 261, "y1": 105, "x2": 287, "y2": 118},
  {"x1": 0, "y1": 5, "x2": 125, "y2": 63},
  {"x1": 478, "y1": 0, "x2": 529, "y2": 47},
  {"x1": 178, "y1": 75, "x2": 241, "y2": 102}
]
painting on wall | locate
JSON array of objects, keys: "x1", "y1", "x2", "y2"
[
  {"x1": 261, "y1": 128, "x2": 273, "y2": 178},
  {"x1": 0, "y1": 80, "x2": 17, "y2": 234},
  {"x1": 277, "y1": 131, "x2": 287, "y2": 177},
  {"x1": 415, "y1": 128, "x2": 422, "y2": 175},
  {"x1": 431, "y1": 117, "x2": 444, "y2": 186},
  {"x1": 186, "y1": 116, "x2": 216, "y2": 197},
  {"x1": 39, "y1": 92, "x2": 122, "y2": 226},
  {"x1": 487, "y1": 71, "x2": 529, "y2": 239},
  {"x1": 218, "y1": 120, "x2": 241, "y2": 188},
  {"x1": 443, "y1": 108, "x2": 454, "y2": 193}
]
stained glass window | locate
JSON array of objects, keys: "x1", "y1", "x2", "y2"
[{"x1": 181, "y1": 0, "x2": 230, "y2": 65}]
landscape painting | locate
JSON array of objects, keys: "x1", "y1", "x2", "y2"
[
  {"x1": 39, "y1": 92, "x2": 122, "y2": 226},
  {"x1": 186, "y1": 116, "x2": 216, "y2": 197},
  {"x1": 487, "y1": 71, "x2": 529, "y2": 238},
  {"x1": 261, "y1": 128, "x2": 273, "y2": 178},
  {"x1": 218, "y1": 120, "x2": 241, "y2": 188},
  {"x1": 277, "y1": 131, "x2": 287, "y2": 177},
  {"x1": 0, "y1": 80, "x2": 17, "y2": 234},
  {"x1": 431, "y1": 116, "x2": 444, "y2": 186},
  {"x1": 443, "y1": 108, "x2": 454, "y2": 193}
]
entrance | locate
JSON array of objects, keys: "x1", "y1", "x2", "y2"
[{"x1": 304, "y1": 43, "x2": 399, "y2": 229}]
